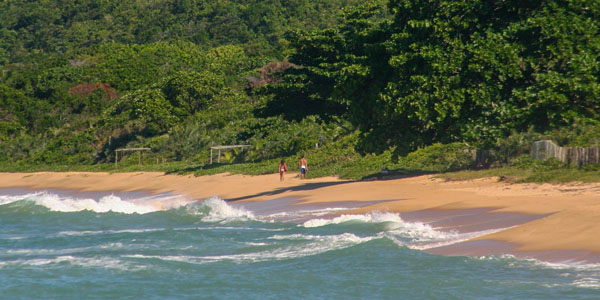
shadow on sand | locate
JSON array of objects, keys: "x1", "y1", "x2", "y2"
[
  {"x1": 166, "y1": 165, "x2": 437, "y2": 202},
  {"x1": 359, "y1": 168, "x2": 435, "y2": 181},
  {"x1": 227, "y1": 168, "x2": 433, "y2": 202},
  {"x1": 227, "y1": 181, "x2": 355, "y2": 202},
  {"x1": 165, "y1": 162, "x2": 233, "y2": 175}
]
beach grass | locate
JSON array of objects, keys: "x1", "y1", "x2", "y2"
[{"x1": 437, "y1": 165, "x2": 600, "y2": 183}]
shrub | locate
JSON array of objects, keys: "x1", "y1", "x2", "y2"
[
  {"x1": 404, "y1": 143, "x2": 474, "y2": 172},
  {"x1": 546, "y1": 118, "x2": 600, "y2": 147},
  {"x1": 490, "y1": 128, "x2": 545, "y2": 166}
]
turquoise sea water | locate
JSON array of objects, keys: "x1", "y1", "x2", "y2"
[{"x1": 1, "y1": 188, "x2": 599, "y2": 299}]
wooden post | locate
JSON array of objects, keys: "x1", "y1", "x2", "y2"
[
  {"x1": 210, "y1": 145, "x2": 250, "y2": 164},
  {"x1": 114, "y1": 148, "x2": 151, "y2": 169}
]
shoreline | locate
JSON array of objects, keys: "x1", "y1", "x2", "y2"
[{"x1": 1, "y1": 171, "x2": 600, "y2": 264}]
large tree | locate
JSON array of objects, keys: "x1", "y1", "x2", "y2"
[{"x1": 277, "y1": 0, "x2": 600, "y2": 156}]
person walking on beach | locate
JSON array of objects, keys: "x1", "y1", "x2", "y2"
[
  {"x1": 299, "y1": 155, "x2": 307, "y2": 179},
  {"x1": 278, "y1": 160, "x2": 287, "y2": 182}
]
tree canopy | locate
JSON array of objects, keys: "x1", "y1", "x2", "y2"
[
  {"x1": 1, "y1": 0, "x2": 599, "y2": 168},
  {"x1": 271, "y1": 0, "x2": 600, "y2": 156}
]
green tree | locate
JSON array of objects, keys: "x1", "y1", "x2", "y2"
[
  {"x1": 258, "y1": 28, "x2": 350, "y2": 121},
  {"x1": 280, "y1": 0, "x2": 600, "y2": 157},
  {"x1": 161, "y1": 70, "x2": 228, "y2": 117},
  {"x1": 105, "y1": 87, "x2": 178, "y2": 136}
]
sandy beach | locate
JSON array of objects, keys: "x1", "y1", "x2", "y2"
[{"x1": 2, "y1": 171, "x2": 600, "y2": 263}]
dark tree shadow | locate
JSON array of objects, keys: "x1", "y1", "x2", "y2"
[
  {"x1": 166, "y1": 166, "x2": 439, "y2": 201},
  {"x1": 165, "y1": 165, "x2": 203, "y2": 174},
  {"x1": 227, "y1": 181, "x2": 355, "y2": 201},
  {"x1": 359, "y1": 168, "x2": 436, "y2": 181},
  {"x1": 165, "y1": 162, "x2": 230, "y2": 175}
]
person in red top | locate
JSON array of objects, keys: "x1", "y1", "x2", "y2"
[{"x1": 278, "y1": 160, "x2": 287, "y2": 182}]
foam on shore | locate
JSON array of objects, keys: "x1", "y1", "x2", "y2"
[{"x1": 0, "y1": 192, "x2": 159, "y2": 214}]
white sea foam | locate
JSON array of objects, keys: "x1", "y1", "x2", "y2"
[
  {"x1": 301, "y1": 211, "x2": 456, "y2": 248},
  {"x1": 57, "y1": 228, "x2": 168, "y2": 237},
  {"x1": 56, "y1": 225, "x2": 276, "y2": 238},
  {"x1": 263, "y1": 207, "x2": 350, "y2": 221},
  {"x1": 123, "y1": 232, "x2": 372, "y2": 264},
  {"x1": 398, "y1": 228, "x2": 514, "y2": 250},
  {"x1": 0, "y1": 189, "x2": 204, "y2": 214},
  {"x1": 572, "y1": 277, "x2": 600, "y2": 288},
  {"x1": 0, "y1": 190, "x2": 258, "y2": 220},
  {"x1": 474, "y1": 254, "x2": 600, "y2": 289},
  {"x1": 301, "y1": 211, "x2": 513, "y2": 250},
  {"x1": 245, "y1": 242, "x2": 269, "y2": 246},
  {"x1": 269, "y1": 233, "x2": 319, "y2": 240},
  {"x1": 0, "y1": 255, "x2": 144, "y2": 271},
  {"x1": 532, "y1": 260, "x2": 600, "y2": 271},
  {"x1": 4, "y1": 242, "x2": 125, "y2": 256},
  {"x1": 529, "y1": 260, "x2": 600, "y2": 289},
  {"x1": 0, "y1": 193, "x2": 42, "y2": 205},
  {"x1": 0, "y1": 191, "x2": 163, "y2": 214},
  {"x1": 205, "y1": 232, "x2": 372, "y2": 263},
  {"x1": 302, "y1": 211, "x2": 404, "y2": 228},
  {"x1": 41, "y1": 194, "x2": 158, "y2": 214}
]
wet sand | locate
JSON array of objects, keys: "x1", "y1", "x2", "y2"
[{"x1": 1, "y1": 171, "x2": 599, "y2": 263}]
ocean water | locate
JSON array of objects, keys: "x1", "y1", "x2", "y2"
[{"x1": 1, "y1": 188, "x2": 599, "y2": 300}]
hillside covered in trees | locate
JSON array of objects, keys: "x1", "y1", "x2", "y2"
[{"x1": 1, "y1": 0, "x2": 599, "y2": 178}]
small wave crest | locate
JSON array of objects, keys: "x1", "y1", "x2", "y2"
[
  {"x1": 0, "y1": 255, "x2": 145, "y2": 271},
  {"x1": 183, "y1": 196, "x2": 255, "y2": 222},
  {"x1": 475, "y1": 255, "x2": 600, "y2": 289},
  {"x1": 302, "y1": 211, "x2": 403, "y2": 228},
  {"x1": 530, "y1": 259, "x2": 600, "y2": 289},
  {"x1": 301, "y1": 211, "x2": 491, "y2": 250},
  {"x1": 124, "y1": 232, "x2": 372, "y2": 264},
  {"x1": 1, "y1": 190, "x2": 255, "y2": 222}
]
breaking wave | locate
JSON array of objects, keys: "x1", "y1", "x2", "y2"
[{"x1": 0, "y1": 192, "x2": 252, "y2": 221}]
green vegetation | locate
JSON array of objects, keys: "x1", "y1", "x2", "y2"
[
  {"x1": 1, "y1": 0, "x2": 599, "y2": 183},
  {"x1": 438, "y1": 158, "x2": 600, "y2": 184}
]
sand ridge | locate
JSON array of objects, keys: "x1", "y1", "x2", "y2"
[{"x1": 1, "y1": 171, "x2": 599, "y2": 255}]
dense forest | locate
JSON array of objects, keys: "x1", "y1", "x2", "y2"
[{"x1": 1, "y1": 0, "x2": 599, "y2": 177}]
